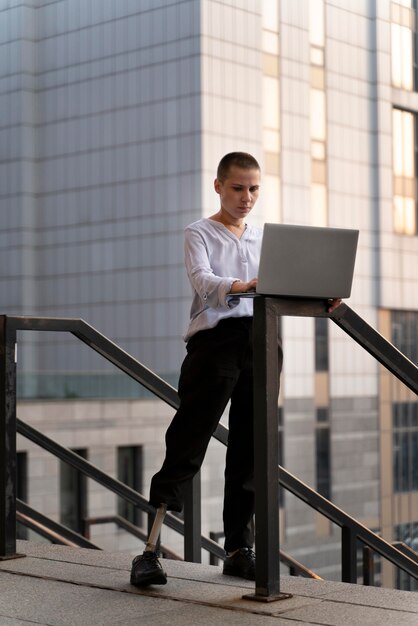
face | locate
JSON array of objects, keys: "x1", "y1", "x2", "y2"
[{"x1": 214, "y1": 166, "x2": 260, "y2": 222}]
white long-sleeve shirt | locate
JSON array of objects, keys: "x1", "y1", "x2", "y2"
[{"x1": 183, "y1": 218, "x2": 263, "y2": 340}]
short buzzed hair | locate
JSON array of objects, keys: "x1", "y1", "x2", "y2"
[{"x1": 216, "y1": 152, "x2": 260, "y2": 182}]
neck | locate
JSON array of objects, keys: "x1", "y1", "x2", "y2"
[{"x1": 211, "y1": 210, "x2": 244, "y2": 229}]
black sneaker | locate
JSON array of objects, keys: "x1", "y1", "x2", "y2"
[
  {"x1": 223, "y1": 547, "x2": 256, "y2": 580},
  {"x1": 130, "y1": 551, "x2": 167, "y2": 586}
]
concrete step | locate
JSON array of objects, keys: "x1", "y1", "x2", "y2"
[{"x1": 0, "y1": 541, "x2": 415, "y2": 625}]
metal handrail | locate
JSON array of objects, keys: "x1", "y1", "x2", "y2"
[
  {"x1": 330, "y1": 304, "x2": 418, "y2": 395},
  {"x1": 16, "y1": 417, "x2": 225, "y2": 561},
  {"x1": 208, "y1": 529, "x2": 320, "y2": 579},
  {"x1": 83, "y1": 515, "x2": 182, "y2": 560},
  {"x1": 212, "y1": 423, "x2": 418, "y2": 581},
  {"x1": 280, "y1": 550, "x2": 322, "y2": 579},
  {"x1": 16, "y1": 499, "x2": 100, "y2": 549},
  {"x1": 7, "y1": 316, "x2": 179, "y2": 408},
  {"x1": 2, "y1": 309, "x2": 418, "y2": 584}
]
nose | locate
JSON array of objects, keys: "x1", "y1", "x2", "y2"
[{"x1": 241, "y1": 188, "x2": 252, "y2": 203}]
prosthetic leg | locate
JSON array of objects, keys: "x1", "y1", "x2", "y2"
[
  {"x1": 145, "y1": 504, "x2": 167, "y2": 552},
  {"x1": 130, "y1": 504, "x2": 168, "y2": 586}
]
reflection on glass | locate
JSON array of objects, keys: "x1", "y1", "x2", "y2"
[
  {"x1": 391, "y1": 23, "x2": 413, "y2": 90},
  {"x1": 311, "y1": 46, "x2": 324, "y2": 66},
  {"x1": 262, "y1": 30, "x2": 279, "y2": 54},
  {"x1": 311, "y1": 89, "x2": 326, "y2": 141},
  {"x1": 311, "y1": 140, "x2": 326, "y2": 160},
  {"x1": 262, "y1": 0, "x2": 278, "y2": 31},
  {"x1": 309, "y1": 0, "x2": 325, "y2": 47},
  {"x1": 311, "y1": 183, "x2": 327, "y2": 226},
  {"x1": 392, "y1": 108, "x2": 416, "y2": 234},
  {"x1": 263, "y1": 53, "x2": 279, "y2": 77},
  {"x1": 263, "y1": 76, "x2": 279, "y2": 129},
  {"x1": 394, "y1": 195, "x2": 416, "y2": 234},
  {"x1": 393, "y1": 109, "x2": 414, "y2": 177},
  {"x1": 263, "y1": 129, "x2": 280, "y2": 152},
  {"x1": 393, "y1": 109, "x2": 404, "y2": 176},
  {"x1": 263, "y1": 175, "x2": 280, "y2": 223}
]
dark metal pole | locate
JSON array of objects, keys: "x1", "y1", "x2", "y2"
[
  {"x1": 0, "y1": 316, "x2": 23, "y2": 560},
  {"x1": 243, "y1": 297, "x2": 291, "y2": 602},
  {"x1": 342, "y1": 525, "x2": 358, "y2": 583},
  {"x1": 183, "y1": 472, "x2": 202, "y2": 563},
  {"x1": 363, "y1": 545, "x2": 374, "y2": 586}
]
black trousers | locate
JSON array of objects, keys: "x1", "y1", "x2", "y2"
[{"x1": 149, "y1": 316, "x2": 283, "y2": 552}]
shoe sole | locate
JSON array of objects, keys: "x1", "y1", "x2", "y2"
[
  {"x1": 130, "y1": 571, "x2": 168, "y2": 586},
  {"x1": 222, "y1": 567, "x2": 255, "y2": 581}
]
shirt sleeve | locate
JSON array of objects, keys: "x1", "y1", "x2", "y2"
[{"x1": 184, "y1": 228, "x2": 240, "y2": 309}]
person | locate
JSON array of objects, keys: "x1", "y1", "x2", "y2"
[{"x1": 130, "y1": 152, "x2": 341, "y2": 587}]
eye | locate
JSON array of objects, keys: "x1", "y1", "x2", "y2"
[{"x1": 250, "y1": 186, "x2": 259, "y2": 192}]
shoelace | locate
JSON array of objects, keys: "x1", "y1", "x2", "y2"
[
  {"x1": 240, "y1": 547, "x2": 255, "y2": 559},
  {"x1": 133, "y1": 551, "x2": 159, "y2": 567}
]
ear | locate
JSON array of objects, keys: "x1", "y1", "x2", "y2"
[{"x1": 214, "y1": 178, "x2": 222, "y2": 194}]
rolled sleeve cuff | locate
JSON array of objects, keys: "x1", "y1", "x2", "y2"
[{"x1": 218, "y1": 278, "x2": 240, "y2": 308}]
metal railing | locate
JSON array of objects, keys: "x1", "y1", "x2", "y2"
[{"x1": 1, "y1": 303, "x2": 418, "y2": 597}]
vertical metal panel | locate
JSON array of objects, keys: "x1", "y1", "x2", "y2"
[
  {"x1": 0, "y1": 316, "x2": 18, "y2": 557},
  {"x1": 341, "y1": 526, "x2": 358, "y2": 583},
  {"x1": 252, "y1": 297, "x2": 281, "y2": 596},
  {"x1": 183, "y1": 472, "x2": 202, "y2": 563},
  {"x1": 363, "y1": 545, "x2": 375, "y2": 586}
]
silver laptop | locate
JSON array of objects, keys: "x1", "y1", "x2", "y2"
[{"x1": 255, "y1": 223, "x2": 359, "y2": 299}]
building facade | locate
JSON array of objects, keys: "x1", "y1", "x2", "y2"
[{"x1": 2, "y1": 0, "x2": 418, "y2": 588}]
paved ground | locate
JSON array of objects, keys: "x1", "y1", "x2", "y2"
[{"x1": 0, "y1": 541, "x2": 416, "y2": 625}]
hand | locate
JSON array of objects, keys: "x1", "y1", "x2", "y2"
[
  {"x1": 327, "y1": 298, "x2": 342, "y2": 313},
  {"x1": 230, "y1": 278, "x2": 258, "y2": 294}
]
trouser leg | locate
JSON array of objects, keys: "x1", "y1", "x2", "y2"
[
  {"x1": 149, "y1": 323, "x2": 241, "y2": 512},
  {"x1": 223, "y1": 328, "x2": 283, "y2": 553},
  {"x1": 223, "y1": 367, "x2": 255, "y2": 552}
]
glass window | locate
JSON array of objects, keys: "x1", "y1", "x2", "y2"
[
  {"x1": 394, "y1": 0, "x2": 413, "y2": 9},
  {"x1": 263, "y1": 53, "x2": 279, "y2": 78},
  {"x1": 265, "y1": 151, "x2": 280, "y2": 176},
  {"x1": 394, "y1": 195, "x2": 416, "y2": 234},
  {"x1": 311, "y1": 66, "x2": 325, "y2": 90},
  {"x1": 262, "y1": 31, "x2": 279, "y2": 55},
  {"x1": 117, "y1": 445, "x2": 143, "y2": 526},
  {"x1": 392, "y1": 109, "x2": 417, "y2": 234},
  {"x1": 395, "y1": 522, "x2": 418, "y2": 590},
  {"x1": 391, "y1": 310, "x2": 418, "y2": 363},
  {"x1": 391, "y1": 23, "x2": 413, "y2": 90},
  {"x1": 311, "y1": 89, "x2": 326, "y2": 141},
  {"x1": 311, "y1": 183, "x2": 327, "y2": 226},
  {"x1": 393, "y1": 109, "x2": 414, "y2": 177},
  {"x1": 311, "y1": 140, "x2": 326, "y2": 160},
  {"x1": 262, "y1": 0, "x2": 279, "y2": 31},
  {"x1": 311, "y1": 46, "x2": 324, "y2": 66},
  {"x1": 312, "y1": 159, "x2": 326, "y2": 184},
  {"x1": 393, "y1": 402, "x2": 418, "y2": 492},
  {"x1": 263, "y1": 76, "x2": 280, "y2": 130},
  {"x1": 263, "y1": 175, "x2": 281, "y2": 223},
  {"x1": 263, "y1": 129, "x2": 280, "y2": 153},
  {"x1": 309, "y1": 0, "x2": 325, "y2": 47}
]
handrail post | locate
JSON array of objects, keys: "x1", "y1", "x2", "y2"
[
  {"x1": 0, "y1": 316, "x2": 23, "y2": 560},
  {"x1": 342, "y1": 525, "x2": 358, "y2": 583},
  {"x1": 363, "y1": 545, "x2": 374, "y2": 586},
  {"x1": 243, "y1": 297, "x2": 291, "y2": 602},
  {"x1": 183, "y1": 472, "x2": 202, "y2": 563}
]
